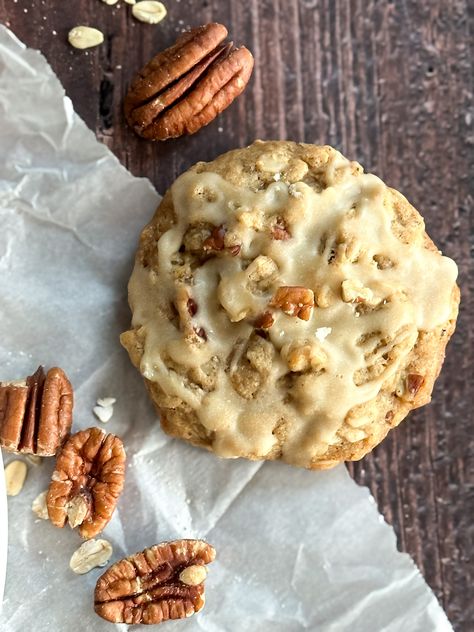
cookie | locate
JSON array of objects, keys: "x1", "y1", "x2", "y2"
[{"x1": 121, "y1": 141, "x2": 459, "y2": 469}]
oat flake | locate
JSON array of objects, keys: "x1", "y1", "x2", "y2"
[{"x1": 132, "y1": 1, "x2": 167, "y2": 24}]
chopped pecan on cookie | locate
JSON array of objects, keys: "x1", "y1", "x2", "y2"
[
  {"x1": 397, "y1": 373, "x2": 425, "y2": 402},
  {"x1": 341, "y1": 279, "x2": 379, "y2": 306},
  {"x1": 47, "y1": 427, "x2": 126, "y2": 539},
  {"x1": 271, "y1": 217, "x2": 291, "y2": 241},
  {"x1": 0, "y1": 366, "x2": 73, "y2": 456},
  {"x1": 203, "y1": 225, "x2": 241, "y2": 256},
  {"x1": 94, "y1": 539, "x2": 215, "y2": 625},
  {"x1": 269, "y1": 286, "x2": 315, "y2": 321},
  {"x1": 406, "y1": 373, "x2": 425, "y2": 396},
  {"x1": 254, "y1": 311, "x2": 275, "y2": 330},
  {"x1": 70, "y1": 539, "x2": 113, "y2": 575},
  {"x1": 124, "y1": 23, "x2": 254, "y2": 140}
]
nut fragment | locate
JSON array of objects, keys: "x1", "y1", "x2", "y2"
[
  {"x1": 282, "y1": 340, "x2": 327, "y2": 372},
  {"x1": 406, "y1": 373, "x2": 425, "y2": 397},
  {"x1": 124, "y1": 23, "x2": 254, "y2": 140},
  {"x1": 94, "y1": 540, "x2": 216, "y2": 624},
  {"x1": 254, "y1": 311, "x2": 275, "y2": 330},
  {"x1": 0, "y1": 366, "x2": 73, "y2": 457},
  {"x1": 269, "y1": 286, "x2": 315, "y2": 321},
  {"x1": 132, "y1": 1, "x2": 167, "y2": 24},
  {"x1": 5, "y1": 460, "x2": 27, "y2": 496},
  {"x1": 187, "y1": 298, "x2": 198, "y2": 317},
  {"x1": 203, "y1": 225, "x2": 240, "y2": 256},
  {"x1": 94, "y1": 397, "x2": 116, "y2": 423},
  {"x1": 68, "y1": 26, "x2": 104, "y2": 50},
  {"x1": 70, "y1": 539, "x2": 113, "y2": 575},
  {"x1": 47, "y1": 427, "x2": 126, "y2": 539},
  {"x1": 203, "y1": 224, "x2": 225, "y2": 251},
  {"x1": 32, "y1": 490, "x2": 49, "y2": 520},
  {"x1": 93, "y1": 405, "x2": 113, "y2": 423},
  {"x1": 271, "y1": 217, "x2": 291, "y2": 241},
  {"x1": 341, "y1": 279, "x2": 375, "y2": 305}
]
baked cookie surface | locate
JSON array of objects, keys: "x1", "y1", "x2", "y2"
[{"x1": 121, "y1": 141, "x2": 459, "y2": 469}]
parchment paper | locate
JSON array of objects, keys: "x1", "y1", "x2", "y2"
[{"x1": 0, "y1": 24, "x2": 453, "y2": 631}]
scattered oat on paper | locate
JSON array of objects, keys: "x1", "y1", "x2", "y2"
[
  {"x1": 68, "y1": 26, "x2": 104, "y2": 50},
  {"x1": 93, "y1": 396, "x2": 115, "y2": 423},
  {"x1": 70, "y1": 539, "x2": 113, "y2": 574},
  {"x1": 5, "y1": 460, "x2": 27, "y2": 496},
  {"x1": 132, "y1": 1, "x2": 167, "y2": 24}
]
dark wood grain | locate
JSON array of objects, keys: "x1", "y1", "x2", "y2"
[{"x1": 1, "y1": 0, "x2": 473, "y2": 628}]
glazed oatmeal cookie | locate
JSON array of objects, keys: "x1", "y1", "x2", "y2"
[{"x1": 121, "y1": 141, "x2": 459, "y2": 469}]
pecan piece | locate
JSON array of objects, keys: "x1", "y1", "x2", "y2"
[
  {"x1": 194, "y1": 326, "x2": 208, "y2": 341},
  {"x1": 94, "y1": 539, "x2": 216, "y2": 625},
  {"x1": 269, "y1": 286, "x2": 315, "y2": 321},
  {"x1": 271, "y1": 217, "x2": 291, "y2": 241},
  {"x1": 175, "y1": 287, "x2": 208, "y2": 344},
  {"x1": 254, "y1": 311, "x2": 275, "y2": 330},
  {"x1": 124, "y1": 23, "x2": 254, "y2": 140},
  {"x1": 203, "y1": 224, "x2": 241, "y2": 256},
  {"x1": 0, "y1": 366, "x2": 73, "y2": 456},
  {"x1": 47, "y1": 427, "x2": 126, "y2": 539},
  {"x1": 406, "y1": 373, "x2": 425, "y2": 397},
  {"x1": 187, "y1": 297, "x2": 198, "y2": 317}
]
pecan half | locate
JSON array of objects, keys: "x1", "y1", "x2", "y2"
[
  {"x1": 94, "y1": 539, "x2": 216, "y2": 625},
  {"x1": 124, "y1": 23, "x2": 254, "y2": 140},
  {"x1": 47, "y1": 427, "x2": 126, "y2": 539},
  {"x1": 0, "y1": 366, "x2": 73, "y2": 456},
  {"x1": 269, "y1": 286, "x2": 315, "y2": 321}
]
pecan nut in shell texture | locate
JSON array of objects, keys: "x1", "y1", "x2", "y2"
[
  {"x1": 47, "y1": 427, "x2": 126, "y2": 539},
  {"x1": 124, "y1": 22, "x2": 254, "y2": 140},
  {"x1": 0, "y1": 366, "x2": 73, "y2": 456},
  {"x1": 94, "y1": 539, "x2": 216, "y2": 625}
]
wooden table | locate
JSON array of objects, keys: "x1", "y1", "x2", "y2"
[{"x1": 1, "y1": 1, "x2": 472, "y2": 628}]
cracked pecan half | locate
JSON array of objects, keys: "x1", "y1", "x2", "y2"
[
  {"x1": 47, "y1": 427, "x2": 126, "y2": 539},
  {"x1": 124, "y1": 23, "x2": 254, "y2": 140},
  {"x1": 94, "y1": 539, "x2": 216, "y2": 625},
  {"x1": 269, "y1": 286, "x2": 315, "y2": 321},
  {"x1": 0, "y1": 366, "x2": 73, "y2": 456}
]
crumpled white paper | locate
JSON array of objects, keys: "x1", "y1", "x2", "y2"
[{"x1": 0, "y1": 24, "x2": 453, "y2": 631}]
